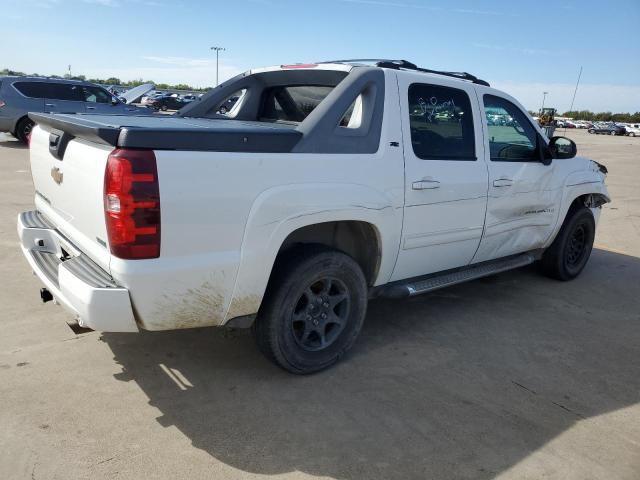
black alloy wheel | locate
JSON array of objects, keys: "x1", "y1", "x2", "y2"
[
  {"x1": 290, "y1": 277, "x2": 350, "y2": 352},
  {"x1": 255, "y1": 246, "x2": 368, "y2": 374},
  {"x1": 541, "y1": 206, "x2": 595, "y2": 281}
]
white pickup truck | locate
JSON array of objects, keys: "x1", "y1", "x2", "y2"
[{"x1": 18, "y1": 60, "x2": 610, "y2": 373}]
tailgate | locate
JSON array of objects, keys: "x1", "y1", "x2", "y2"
[{"x1": 29, "y1": 125, "x2": 112, "y2": 271}]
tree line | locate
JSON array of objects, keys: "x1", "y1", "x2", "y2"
[
  {"x1": 559, "y1": 110, "x2": 640, "y2": 123},
  {"x1": 0, "y1": 68, "x2": 209, "y2": 92}
]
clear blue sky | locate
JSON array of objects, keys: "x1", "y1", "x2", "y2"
[{"x1": 3, "y1": 0, "x2": 639, "y2": 112}]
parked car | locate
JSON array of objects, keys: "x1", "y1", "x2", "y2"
[
  {"x1": 141, "y1": 92, "x2": 166, "y2": 105},
  {"x1": 216, "y1": 95, "x2": 240, "y2": 114},
  {"x1": 181, "y1": 94, "x2": 197, "y2": 102},
  {"x1": 587, "y1": 123, "x2": 626, "y2": 135},
  {"x1": 0, "y1": 77, "x2": 150, "y2": 143},
  {"x1": 19, "y1": 60, "x2": 609, "y2": 373},
  {"x1": 149, "y1": 95, "x2": 188, "y2": 111},
  {"x1": 624, "y1": 124, "x2": 640, "y2": 137}
]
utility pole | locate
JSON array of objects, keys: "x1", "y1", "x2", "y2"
[
  {"x1": 68, "y1": 64, "x2": 71, "y2": 78},
  {"x1": 541, "y1": 91, "x2": 548, "y2": 111},
  {"x1": 568, "y1": 66, "x2": 583, "y2": 114},
  {"x1": 210, "y1": 46, "x2": 226, "y2": 86}
]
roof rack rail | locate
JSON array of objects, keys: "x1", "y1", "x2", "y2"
[{"x1": 322, "y1": 58, "x2": 490, "y2": 87}]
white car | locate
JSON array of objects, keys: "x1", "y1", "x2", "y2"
[
  {"x1": 18, "y1": 60, "x2": 610, "y2": 373},
  {"x1": 625, "y1": 124, "x2": 640, "y2": 136}
]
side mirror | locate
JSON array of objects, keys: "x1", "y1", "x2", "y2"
[
  {"x1": 111, "y1": 97, "x2": 119, "y2": 105},
  {"x1": 548, "y1": 136, "x2": 577, "y2": 159}
]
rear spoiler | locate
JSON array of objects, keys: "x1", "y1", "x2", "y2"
[{"x1": 28, "y1": 112, "x2": 303, "y2": 153}]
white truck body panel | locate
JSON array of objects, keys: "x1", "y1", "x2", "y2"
[{"x1": 20, "y1": 64, "x2": 610, "y2": 332}]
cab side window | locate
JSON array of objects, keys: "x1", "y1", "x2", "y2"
[
  {"x1": 483, "y1": 94, "x2": 539, "y2": 162},
  {"x1": 82, "y1": 86, "x2": 112, "y2": 104},
  {"x1": 48, "y1": 83, "x2": 84, "y2": 102},
  {"x1": 408, "y1": 83, "x2": 476, "y2": 161}
]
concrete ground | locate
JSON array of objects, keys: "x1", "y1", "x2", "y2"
[{"x1": 0, "y1": 129, "x2": 638, "y2": 480}]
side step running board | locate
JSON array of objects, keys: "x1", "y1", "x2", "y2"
[{"x1": 378, "y1": 252, "x2": 538, "y2": 299}]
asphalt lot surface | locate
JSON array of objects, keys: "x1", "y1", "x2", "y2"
[{"x1": 1, "y1": 129, "x2": 639, "y2": 480}]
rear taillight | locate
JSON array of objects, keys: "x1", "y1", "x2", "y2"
[
  {"x1": 0, "y1": 100, "x2": 5, "y2": 108},
  {"x1": 104, "y1": 149, "x2": 160, "y2": 259}
]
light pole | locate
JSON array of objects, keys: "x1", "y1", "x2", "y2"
[
  {"x1": 541, "y1": 91, "x2": 548, "y2": 111},
  {"x1": 210, "y1": 46, "x2": 226, "y2": 86}
]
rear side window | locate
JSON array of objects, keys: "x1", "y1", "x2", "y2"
[
  {"x1": 408, "y1": 83, "x2": 476, "y2": 160},
  {"x1": 483, "y1": 94, "x2": 539, "y2": 162},
  {"x1": 13, "y1": 81, "x2": 53, "y2": 99},
  {"x1": 260, "y1": 85, "x2": 334, "y2": 123}
]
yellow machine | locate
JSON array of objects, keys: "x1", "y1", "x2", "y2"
[{"x1": 538, "y1": 108, "x2": 557, "y2": 127}]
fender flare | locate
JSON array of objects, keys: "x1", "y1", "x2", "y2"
[{"x1": 223, "y1": 183, "x2": 402, "y2": 322}]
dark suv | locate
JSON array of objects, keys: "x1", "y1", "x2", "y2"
[{"x1": 0, "y1": 77, "x2": 148, "y2": 143}]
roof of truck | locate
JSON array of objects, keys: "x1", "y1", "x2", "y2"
[{"x1": 257, "y1": 59, "x2": 490, "y2": 87}]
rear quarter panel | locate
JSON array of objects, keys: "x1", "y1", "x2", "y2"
[
  {"x1": 120, "y1": 73, "x2": 405, "y2": 330},
  {"x1": 118, "y1": 143, "x2": 405, "y2": 331}
]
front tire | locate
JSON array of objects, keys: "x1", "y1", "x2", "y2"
[
  {"x1": 14, "y1": 117, "x2": 34, "y2": 144},
  {"x1": 255, "y1": 246, "x2": 368, "y2": 374},
  {"x1": 588, "y1": 129, "x2": 595, "y2": 134},
  {"x1": 610, "y1": 130, "x2": 616, "y2": 136},
  {"x1": 541, "y1": 206, "x2": 595, "y2": 281}
]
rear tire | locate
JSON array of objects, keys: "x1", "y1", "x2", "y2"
[
  {"x1": 541, "y1": 206, "x2": 595, "y2": 281},
  {"x1": 254, "y1": 245, "x2": 368, "y2": 374},
  {"x1": 14, "y1": 117, "x2": 34, "y2": 144},
  {"x1": 588, "y1": 129, "x2": 594, "y2": 134},
  {"x1": 160, "y1": 105, "x2": 168, "y2": 111},
  {"x1": 610, "y1": 130, "x2": 616, "y2": 136}
]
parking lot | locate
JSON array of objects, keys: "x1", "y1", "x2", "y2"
[{"x1": 0, "y1": 129, "x2": 638, "y2": 479}]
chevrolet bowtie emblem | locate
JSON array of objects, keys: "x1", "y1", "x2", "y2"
[{"x1": 51, "y1": 167, "x2": 63, "y2": 185}]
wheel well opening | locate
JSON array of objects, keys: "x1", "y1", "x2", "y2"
[
  {"x1": 569, "y1": 193, "x2": 609, "y2": 214},
  {"x1": 277, "y1": 221, "x2": 381, "y2": 286}
]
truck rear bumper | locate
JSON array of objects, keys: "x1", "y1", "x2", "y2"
[{"x1": 17, "y1": 210, "x2": 139, "y2": 332}]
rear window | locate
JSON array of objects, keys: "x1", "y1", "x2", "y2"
[{"x1": 260, "y1": 85, "x2": 334, "y2": 123}]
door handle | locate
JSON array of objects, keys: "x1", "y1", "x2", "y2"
[
  {"x1": 412, "y1": 179, "x2": 441, "y2": 190},
  {"x1": 45, "y1": 103, "x2": 55, "y2": 107},
  {"x1": 493, "y1": 178, "x2": 513, "y2": 187},
  {"x1": 86, "y1": 106, "x2": 96, "y2": 110}
]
